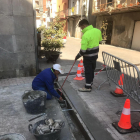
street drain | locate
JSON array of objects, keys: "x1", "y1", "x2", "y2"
[{"x1": 55, "y1": 83, "x2": 93, "y2": 140}]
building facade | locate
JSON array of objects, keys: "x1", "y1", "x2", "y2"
[
  {"x1": 56, "y1": 0, "x2": 68, "y2": 32},
  {"x1": 35, "y1": 0, "x2": 43, "y2": 28},
  {"x1": 45, "y1": 0, "x2": 57, "y2": 27},
  {"x1": 92, "y1": 0, "x2": 140, "y2": 51},
  {"x1": 66, "y1": 0, "x2": 94, "y2": 39}
]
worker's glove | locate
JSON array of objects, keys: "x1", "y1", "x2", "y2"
[
  {"x1": 59, "y1": 96, "x2": 63, "y2": 101},
  {"x1": 75, "y1": 53, "x2": 81, "y2": 60}
]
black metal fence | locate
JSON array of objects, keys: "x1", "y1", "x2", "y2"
[{"x1": 99, "y1": 51, "x2": 140, "y2": 104}]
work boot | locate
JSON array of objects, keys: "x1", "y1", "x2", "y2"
[{"x1": 78, "y1": 87, "x2": 91, "y2": 92}]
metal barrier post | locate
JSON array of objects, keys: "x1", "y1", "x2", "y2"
[{"x1": 99, "y1": 51, "x2": 140, "y2": 104}]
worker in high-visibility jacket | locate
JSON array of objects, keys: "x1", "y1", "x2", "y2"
[{"x1": 75, "y1": 19, "x2": 102, "y2": 92}]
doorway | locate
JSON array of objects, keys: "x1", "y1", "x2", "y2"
[
  {"x1": 131, "y1": 21, "x2": 140, "y2": 51},
  {"x1": 106, "y1": 21, "x2": 113, "y2": 44}
]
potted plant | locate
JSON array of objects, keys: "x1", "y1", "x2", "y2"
[
  {"x1": 41, "y1": 14, "x2": 66, "y2": 63},
  {"x1": 42, "y1": 38, "x2": 63, "y2": 63}
]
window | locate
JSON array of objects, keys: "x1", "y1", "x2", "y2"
[
  {"x1": 73, "y1": 2, "x2": 74, "y2": 7},
  {"x1": 107, "y1": 0, "x2": 113, "y2": 6},
  {"x1": 107, "y1": 0, "x2": 112, "y2": 2}
]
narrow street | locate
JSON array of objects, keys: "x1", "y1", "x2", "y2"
[
  {"x1": 39, "y1": 37, "x2": 140, "y2": 72},
  {"x1": 1, "y1": 0, "x2": 140, "y2": 139},
  {"x1": 0, "y1": 37, "x2": 140, "y2": 140}
]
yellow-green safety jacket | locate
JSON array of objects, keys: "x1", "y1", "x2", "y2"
[{"x1": 79, "y1": 25, "x2": 102, "y2": 57}]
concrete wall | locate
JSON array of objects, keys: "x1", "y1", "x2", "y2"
[
  {"x1": 96, "y1": 11, "x2": 140, "y2": 49},
  {"x1": 0, "y1": 0, "x2": 36, "y2": 79}
]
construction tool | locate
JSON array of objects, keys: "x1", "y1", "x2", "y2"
[
  {"x1": 28, "y1": 113, "x2": 46, "y2": 122},
  {"x1": 57, "y1": 60, "x2": 76, "y2": 96}
]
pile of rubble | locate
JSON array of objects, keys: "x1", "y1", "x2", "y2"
[{"x1": 36, "y1": 119, "x2": 64, "y2": 135}]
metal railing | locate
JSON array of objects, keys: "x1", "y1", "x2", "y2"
[
  {"x1": 93, "y1": 0, "x2": 140, "y2": 13},
  {"x1": 99, "y1": 51, "x2": 140, "y2": 104}
]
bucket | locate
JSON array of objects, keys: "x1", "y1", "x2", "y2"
[
  {"x1": 22, "y1": 90, "x2": 46, "y2": 114},
  {"x1": 0, "y1": 133, "x2": 26, "y2": 140},
  {"x1": 28, "y1": 119, "x2": 65, "y2": 140}
]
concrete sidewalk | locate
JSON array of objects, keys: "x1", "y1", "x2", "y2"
[
  {"x1": 65, "y1": 72, "x2": 140, "y2": 140},
  {"x1": 0, "y1": 72, "x2": 140, "y2": 140},
  {"x1": 0, "y1": 77, "x2": 74, "y2": 140},
  {"x1": 39, "y1": 37, "x2": 140, "y2": 72}
]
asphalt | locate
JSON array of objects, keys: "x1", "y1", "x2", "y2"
[{"x1": 39, "y1": 37, "x2": 140, "y2": 73}]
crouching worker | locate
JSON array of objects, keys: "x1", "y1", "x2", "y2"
[{"x1": 32, "y1": 64, "x2": 64, "y2": 101}]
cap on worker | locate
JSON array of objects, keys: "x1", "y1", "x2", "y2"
[{"x1": 53, "y1": 64, "x2": 64, "y2": 74}]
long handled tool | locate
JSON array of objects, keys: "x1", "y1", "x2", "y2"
[{"x1": 57, "y1": 60, "x2": 76, "y2": 96}]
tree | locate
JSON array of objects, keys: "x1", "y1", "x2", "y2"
[{"x1": 41, "y1": 13, "x2": 67, "y2": 55}]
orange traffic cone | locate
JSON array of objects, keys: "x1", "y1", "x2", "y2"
[
  {"x1": 118, "y1": 99, "x2": 131, "y2": 129},
  {"x1": 77, "y1": 64, "x2": 83, "y2": 72},
  {"x1": 110, "y1": 74, "x2": 126, "y2": 97},
  {"x1": 112, "y1": 99, "x2": 137, "y2": 134},
  {"x1": 79, "y1": 59, "x2": 84, "y2": 73},
  {"x1": 74, "y1": 70, "x2": 85, "y2": 80}
]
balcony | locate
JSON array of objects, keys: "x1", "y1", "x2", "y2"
[
  {"x1": 92, "y1": 0, "x2": 140, "y2": 15},
  {"x1": 56, "y1": 6, "x2": 85, "y2": 18}
]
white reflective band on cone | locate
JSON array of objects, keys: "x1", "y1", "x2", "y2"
[
  {"x1": 116, "y1": 86, "x2": 121, "y2": 89},
  {"x1": 77, "y1": 74, "x2": 82, "y2": 77},
  {"x1": 122, "y1": 108, "x2": 130, "y2": 115},
  {"x1": 78, "y1": 67, "x2": 82, "y2": 70},
  {"x1": 80, "y1": 63, "x2": 83, "y2": 65},
  {"x1": 116, "y1": 85, "x2": 123, "y2": 89}
]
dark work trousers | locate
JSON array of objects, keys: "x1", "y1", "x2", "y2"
[{"x1": 83, "y1": 56, "x2": 98, "y2": 89}]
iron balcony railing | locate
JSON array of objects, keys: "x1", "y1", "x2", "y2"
[
  {"x1": 56, "y1": 6, "x2": 85, "y2": 18},
  {"x1": 92, "y1": 0, "x2": 140, "y2": 14}
]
